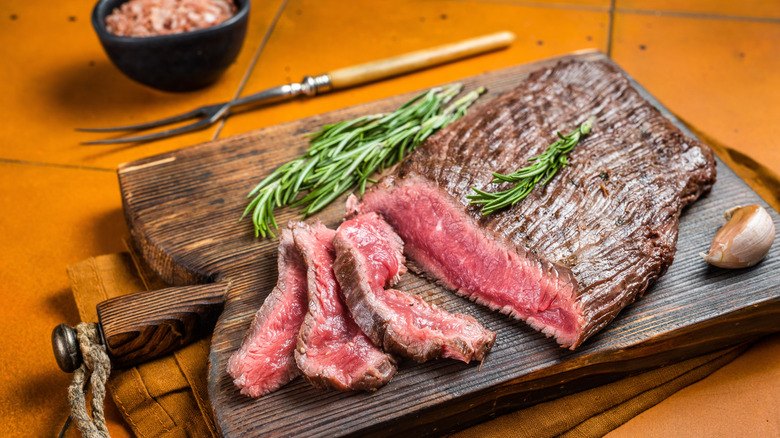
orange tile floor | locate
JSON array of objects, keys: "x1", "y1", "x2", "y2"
[{"x1": 1, "y1": 1, "x2": 778, "y2": 437}]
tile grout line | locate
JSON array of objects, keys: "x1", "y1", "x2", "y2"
[
  {"x1": 454, "y1": 0, "x2": 609, "y2": 13},
  {"x1": 0, "y1": 158, "x2": 114, "y2": 172},
  {"x1": 616, "y1": 7, "x2": 780, "y2": 24},
  {"x1": 607, "y1": 0, "x2": 616, "y2": 58},
  {"x1": 457, "y1": 0, "x2": 779, "y2": 23},
  {"x1": 212, "y1": 0, "x2": 290, "y2": 140}
]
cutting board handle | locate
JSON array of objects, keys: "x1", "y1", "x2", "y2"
[{"x1": 96, "y1": 282, "x2": 228, "y2": 368}]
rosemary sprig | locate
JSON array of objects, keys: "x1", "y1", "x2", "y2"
[
  {"x1": 243, "y1": 84, "x2": 486, "y2": 238},
  {"x1": 467, "y1": 116, "x2": 596, "y2": 215}
]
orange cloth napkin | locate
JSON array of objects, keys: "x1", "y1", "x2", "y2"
[{"x1": 66, "y1": 245, "x2": 748, "y2": 438}]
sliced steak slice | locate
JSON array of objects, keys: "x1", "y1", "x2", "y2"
[
  {"x1": 334, "y1": 213, "x2": 496, "y2": 363},
  {"x1": 226, "y1": 229, "x2": 308, "y2": 397},
  {"x1": 292, "y1": 220, "x2": 397, "y2": 391},
  {"x1": 349, "y1": 59, "x2": 717, "y2": 349}
]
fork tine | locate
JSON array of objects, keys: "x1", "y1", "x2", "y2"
[
  {"x1": 80, "y1": 118, "x2": 214, "y2": 145},
  {"x1": 76, "y1": 107, "x2": 207, "y2": 132}
]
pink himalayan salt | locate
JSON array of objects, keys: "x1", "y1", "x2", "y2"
[{"x1": 105, "y1": 0, "x2": 237, "y2": 37}]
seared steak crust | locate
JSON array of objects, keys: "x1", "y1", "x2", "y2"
[
  {"x1": 352, "y1": 59, "x2": 716, "y2": 348},
  {"x1": 334, "y1": 213, "x2": 496, "y2": 363},
  {"x1": 226, "y1": 229, "x2": 307, "y2": 397},
  {"x1": 292, "y1": 220, "x2": 397, "y2": 391}
]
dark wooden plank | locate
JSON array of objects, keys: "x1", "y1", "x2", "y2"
[{"x1": 116, "y1": 51, "x2": 780, "y2": 438}]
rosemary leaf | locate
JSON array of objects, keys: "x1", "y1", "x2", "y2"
[
  {"x1": 243, "y1": 84, "x2": 486, "y2": 238},
  {"x1": 467, "y1": 116, "x2": 596, "y2": 215}
]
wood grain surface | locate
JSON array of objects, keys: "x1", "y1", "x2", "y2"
[
  {"x1": 97, "y1": 283, "x2": 227, "y2": 368},
  {"x1": 116, "y1": 51, "x2": 780, "y2": 437}
]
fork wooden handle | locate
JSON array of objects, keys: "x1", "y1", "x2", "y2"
[{"x1": 327, "y1": 31, "x2": 515, "y2": 89}]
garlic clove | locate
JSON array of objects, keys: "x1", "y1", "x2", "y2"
[{"x1": 700, "y1": 205, "x2": 776, "y2": 269}]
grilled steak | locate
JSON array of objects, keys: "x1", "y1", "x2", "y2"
[
  {"x1": 333, "y1": 213, "x2": 496, "y2": 363},
  {"x1": 226, "y1": 229, "x2": 308, "y2": 397},
  {"x1": 348, "y1": 59, "x2": 717, "y2": 349},
  {"x1": 292, "y1": 220, "x2": 397, "y2": 391}
]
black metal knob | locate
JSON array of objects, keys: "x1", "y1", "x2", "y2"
[{"x1": 52, "y1": 324, "x2": 82, "y2": 373}]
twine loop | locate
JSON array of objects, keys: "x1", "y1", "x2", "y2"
[{"x1": 67, "y1": 322, "x2": 111, "y2": 438}]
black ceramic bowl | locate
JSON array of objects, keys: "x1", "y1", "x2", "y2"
[{"x1": 92, "y1": 0, "x2": 250, "y2": 92}]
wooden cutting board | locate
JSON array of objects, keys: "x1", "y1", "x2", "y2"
[{"x1": 117, "y1": 51, "x2": 780, "y2": 437}]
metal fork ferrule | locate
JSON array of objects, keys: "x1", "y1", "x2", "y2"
[{"x1": 301, "y1": 74, "x2": 333, "y2": 96}]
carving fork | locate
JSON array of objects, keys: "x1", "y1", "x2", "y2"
[{"x1": 78, "y1": 31, "x2": 515, "y2": 145}]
